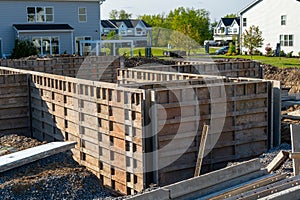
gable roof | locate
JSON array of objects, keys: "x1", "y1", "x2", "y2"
[
  {"x1": 101, "y1": 19, "x2": 151, "y2": 29},
  {"x1": 221, "y1": 17, "x2": 240, "y2": 26},
  {"x1": 239, "y1": 0, "x2": 263, "y2": 15},
  {"x1": 101, "y1": 20, "x2": 117, "y2": 29}
]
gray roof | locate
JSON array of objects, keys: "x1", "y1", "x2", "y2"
[
  {"x1": 101, "y1": 19, "x2": 151, "y2": 29},
  {"x1": 13, "y1": 24, "x2": 73, "y2": 31}
]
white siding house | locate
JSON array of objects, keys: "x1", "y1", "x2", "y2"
[
  {"x1": 214, "y1": 18, "x2": 240, "y2": 42},
  {"x1": 101, "y1": 19, "x2": 152, "y2": 47},
  {"x1": 239, "y1": 0, "x2": 300, "y2": 55}
]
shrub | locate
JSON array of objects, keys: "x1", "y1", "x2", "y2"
[
  {"x1": 298, "y1": 51, "x2": 300, "y2": 57},
  {"x1": 225, "y1": 52, "x2": 231, "y2": 56},
  {"x1": 279, "y1": 50, "x2": 286, "y2": 57},
  {"x1": 11, "y1": 39, "x2": 38, "y2": 59},
  {"x1": 254, "y1": 50, "x2": 262, "y2": 55},
  {"x1": 287, "y1": 51, "x2": 293, "y2": 58},
  {"x1": 228, "y1": 42, "x2": 236, "y2": 55},
  {"x1": 265, "y1": 44, "x2": 272, "y2": 56}
]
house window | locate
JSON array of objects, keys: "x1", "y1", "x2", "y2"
[
  {"x1": 78, "y1": 7, "x2": 87, "y2": 22},
  {"x1": 280, "y1": 34, "x2": 293, "y2": 46},
  {"x1": 233, "y1": 28, "x2": 238, "y2": 34},
  {"x1": 243, "y1": 18, "x2": 247, "y2": 27},
  {"x1": 32, "y1": 36, "x2": 59, "y2": 55},
  {"x1": 281, "y1": 15, "x2": 287, "y2": 25},
  {"x1": 75, "y1": 36, "x2": 91, "y2": 55},
  {"x1": 136, "y1": 28, "x2": 143, "y2": 35},
  {"x1": 27, "y1": 7, "x2": 53, "y2": 22}
]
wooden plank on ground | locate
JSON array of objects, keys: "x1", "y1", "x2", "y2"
[
  {"x1": 194, "y1": 125, "x2": 209, "y2": 177},
  {"x1": 289, "y1": 152, "x2": 300, "y2": 159},
  {"x1": 266, "y1": 150, "x2": 289, "y2": 172},
  {"x1": 258, "y1": 184, "x2": 300, "y2": 200},
  {"x1": 203, "y1": 173, "x2": 287, "y2": 200},
  {"x1": 164, "y1": 158, "x2": 261, "y2": 199},
  {"x1": 227, "y1": 175, "x2": 300, "y2": 200},
  {"x1": 0, "y1": 141, "x2": 77, "y2": 173},
  {"x1": 290, "y1": 124, "x2": 300, "y2": 176}
]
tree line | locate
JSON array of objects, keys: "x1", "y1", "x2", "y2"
[
  {"x1": 109, "y1": 9, "x2": 264, "y2": 56},
  {"x1": 109, "y1": 8, "x2": 213, "y2": 55}
]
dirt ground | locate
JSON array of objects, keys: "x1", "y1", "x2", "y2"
[{"x1": 0, "y1": 134, "x2": 113, "y2": 200}]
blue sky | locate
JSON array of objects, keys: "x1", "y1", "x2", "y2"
[{"x1": 101, "y1": 0, "x2": 254, "y2": 21}]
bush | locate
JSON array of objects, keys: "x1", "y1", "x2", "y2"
[
  {"x1": 228, "y1": 42, "x2": 236, "y2": 55},
  {"x1": 287, "y1": 51, "x2": 293, "y2": 58},
  {"x1": 265, "y1": 44, "x2": 272, "y2": 56},
  {"x1": 254, "y1": 50, "x2": 262, "y2": 55},
  {"x1": 11, "y1": 39, "x2": 38, "y2": 59},
  {"x1": 279, "y1": 50, "x2": 286, "y2": 57}
]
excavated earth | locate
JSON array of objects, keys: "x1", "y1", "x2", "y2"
[{"x1": 0, "y1": 134, "x2": 113, "y2": 200}]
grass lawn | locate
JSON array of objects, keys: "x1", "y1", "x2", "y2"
[{"x1": 213, "y1": 55, "x2": 300, "y2": 68}]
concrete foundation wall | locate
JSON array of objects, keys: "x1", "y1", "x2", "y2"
[{"x1": 0, "y1": 74, "x2": 30, "y2": 136}]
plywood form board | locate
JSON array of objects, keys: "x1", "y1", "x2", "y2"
[
  {"x1": 135, "y1": 60, "x2": 262, "y2": 78},
  {"x1": 27, "y1": 71, "x2": 146, "y2": 194},
  {"x1": 150, "y1": 81, "x2": 270, "y2": 186},
  {"x1": 0, "y1": 74, "x2": 30, "y2": 136}
]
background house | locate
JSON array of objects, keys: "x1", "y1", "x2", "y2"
[
  {"x1": 239, "y1": 0, "x2": 300, "y2": 55},
  {"x1": 101, "y1": 19, "x2": 152, "y2": 47},
  {"x1": 0, "y1": 0, "x2": 101, "y2": 57},
  {"x1": 213, "y1": 17, "x2": 240, "y2": 44}
]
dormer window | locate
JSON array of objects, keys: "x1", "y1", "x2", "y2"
[
  {"x1": 281, "y1": 15, "x2": 287, "y2": 25},
  {"x1": 27, "y1": 7, "x2": 53, "y2": 22}
]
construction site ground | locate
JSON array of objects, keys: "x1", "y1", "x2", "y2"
[{"x1": 0, "y1": 59, "x2": 300, "y2": 199}]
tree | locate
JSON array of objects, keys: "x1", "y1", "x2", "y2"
[
  {"x1": 242, "y1": 25, "x2": 264, "y2": 55},
  {"x1": 11, "y1": 39, "x2": 38, "y2": 59},
  {"x1": 167, "y1": 7, "x2": 210, "y2": 45},
  {"x1": 223, "y1": 13, "x2": 237, "y2": 18},
  {"x1": 109, "y1": 9, "x2": 132, "y2": 20},
  {"x1": 169, "y1": 24, "x2": 199, "y2": 56},
  {"x1": 139, "y1": 14, "x2": 170, "y2": 46}
]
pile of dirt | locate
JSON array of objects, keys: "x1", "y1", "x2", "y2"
[
  {"x1": 124, "y1": 57, "x2": 176, "y2": 68},
  {"x1": 263, "y1": 64, "x2": 300, "y2": 93},
  {"x1": 0, "y1": 134, "x2": 113, "y2": 199}
]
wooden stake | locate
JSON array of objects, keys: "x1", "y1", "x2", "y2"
[{"x1": 194, "y1": 125, "x2": 209, "y2": 177}]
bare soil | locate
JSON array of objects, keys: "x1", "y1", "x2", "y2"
[{"x1": 0, "y1": 134, "x2": 113, "y2": 199}]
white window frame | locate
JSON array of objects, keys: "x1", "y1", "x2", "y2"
[
  {"x1": 78, "y1": 7, "x2": 87, "y2": 23},
  {"x1": 75, "y1": 36, "x2": 92, "y2": 54},
  {"x1": 281, "y1": 15, "x2": 287, "y2": 26},
  {"x1": 27, "y1": 6, "x2": 54, "y2": 23},
  {"x1": 280, "y1": 34, "x2": 293, "y2": 47},
  {"x1": 32, "y1": 36, "x2": 60, "y2": 55}
]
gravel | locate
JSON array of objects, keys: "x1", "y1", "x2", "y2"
[{"x1": 0, "y1": 134, "x2": 114, "y2": 200}]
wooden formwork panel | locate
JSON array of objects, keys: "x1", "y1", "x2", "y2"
[
  {"x1": 0, "y1": 74, "x2": 29, "y2": 136},
  {"x1": 24, "y1": 69, "x2": 146, "y2": 195},
  {"x1": 151, "y1": 80, "x2": 270, "y2": 187}
]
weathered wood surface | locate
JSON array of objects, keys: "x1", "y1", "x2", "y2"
[
  {"x1": 266, "y1": 150, "x2": 289, "y2": 172},
  {"x1": 194, "y1": 125, "x2": 209, "y2": 177},
  {"x1": 0, "y1": 141, "x2": 76, "y2": 173},
  {"x1": 290, "y1": 124, "x2": 300, "y2": 176}
]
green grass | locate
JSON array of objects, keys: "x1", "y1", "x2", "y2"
[{"x1": 214, "y1": 54, "x2": 300, "y2": 68}]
